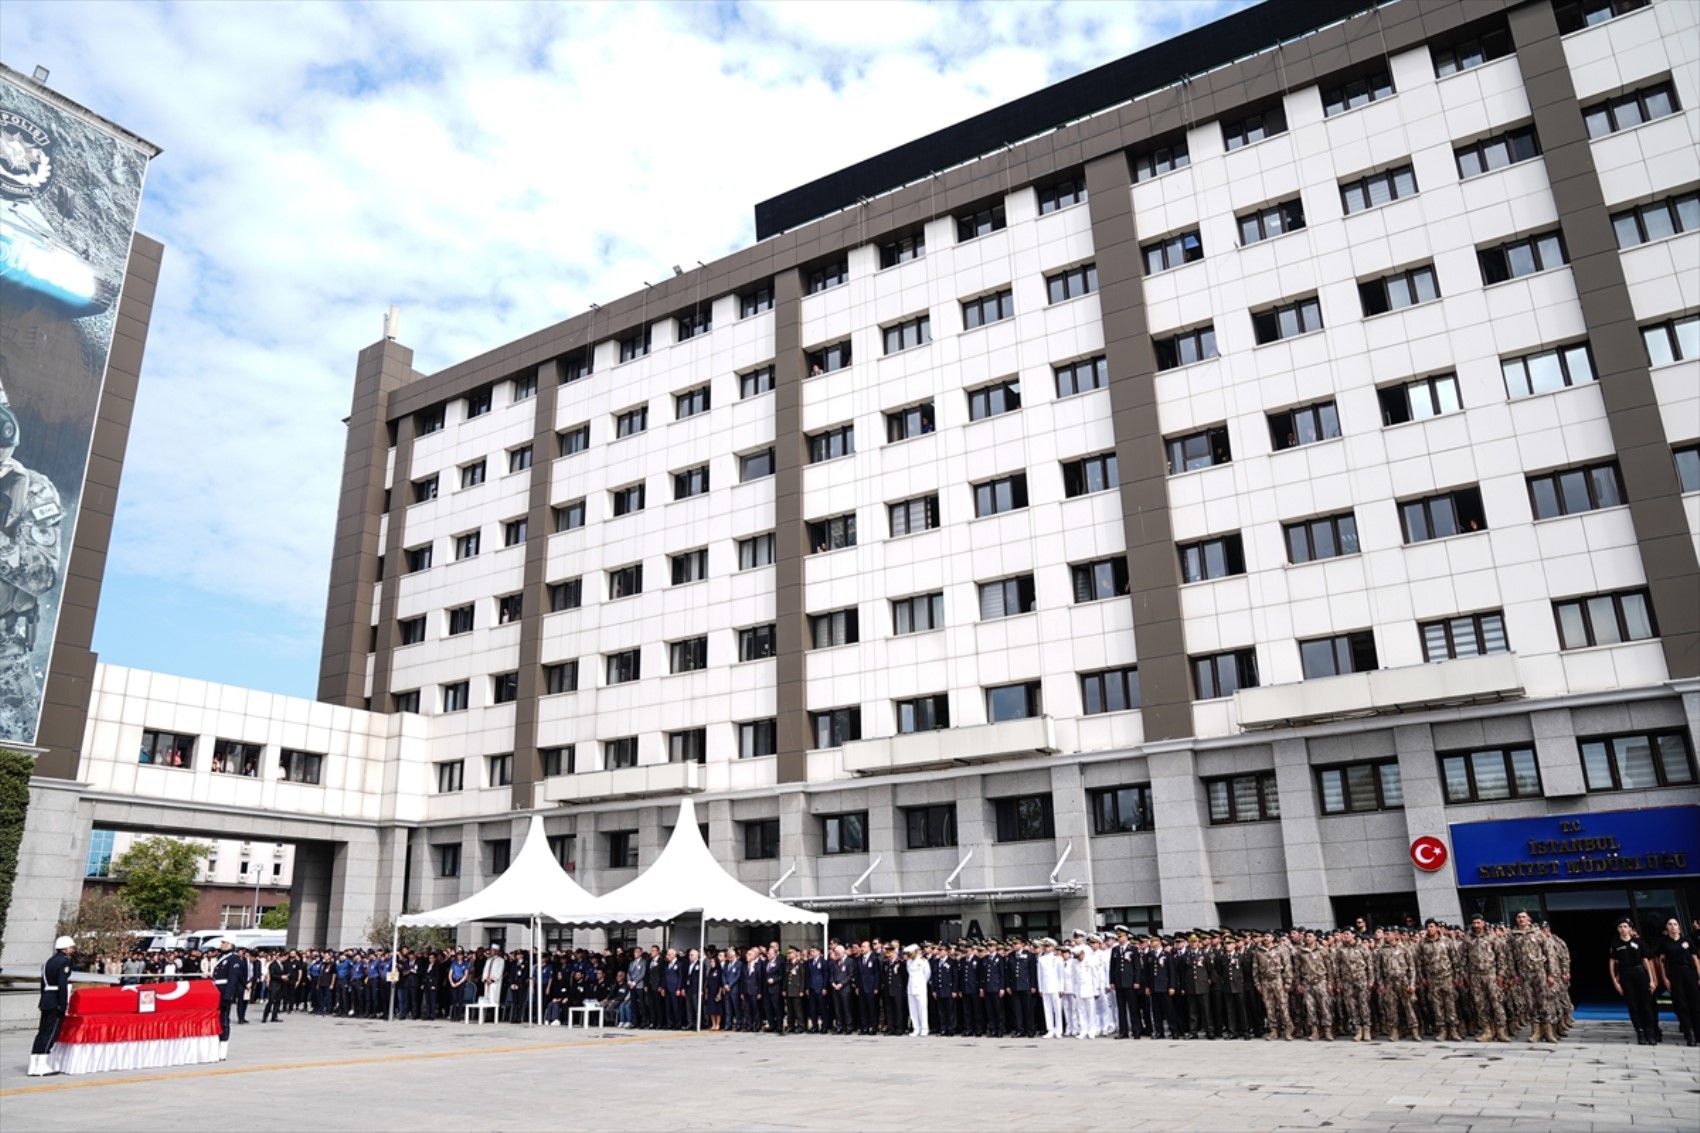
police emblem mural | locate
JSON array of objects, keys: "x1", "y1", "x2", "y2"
[{"x1": 0, "y1": 72, "x2": 152, "y2": 745}]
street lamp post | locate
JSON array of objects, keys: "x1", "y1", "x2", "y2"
[{"x1": 250, "y1": 864, "x2": 264, "y2": 930}]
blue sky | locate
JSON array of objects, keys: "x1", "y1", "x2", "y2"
[{"x1": 7, "y1": 0, "x2": 1242, "y2": 699}]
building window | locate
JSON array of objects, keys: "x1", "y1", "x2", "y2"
[
  {"x1": 1612, "y1": 191, "x2": 1700, "y2": 248},
  {"x1": 548, "y1": 579, "x2": 582, "y2": 612},
  {"x1": 437, "y1": 844, "x2": 461, "y2": 878},
  {"x1": 886, "y1": 402, "x2": 935, "y2": 442},
  {"x1": 605, "y1": 737, "x2": 639, "y2": 770},
  {"x1": 606, "y1": 830, "x2": 638, "y2": 868},
  {"x1": 806, "y1": 259, "x2": 849, "y2": 294},
  {"x1": 497, "y1": 594, "x2": 523, "y2": 625},
  {"x1": 541, "y1": 747, "x2": 574, "y2": 777},
  {"x1": 1440, "y1": 746, "x2": 1542, "y2": 803},
  {"x1": 554, "y1": 499, "x2": 586, "y2": 532},
  {"x1": 738, "y1": 624, "x2": 777, "y2": 661},
  {"x1": 1089, "y1": 785, "x2": 1153, "y2": 834},
  {"x1": 1142, "y1": 230, "x2": 1202, "y2": 275},
  {"x1": 1340, "y1": 164, "x2": 1417, "y2": 214},
  {"x1": 1284, "y1": 512, "x2": 1359, "y2": 564},
  {"x1": 435, "y1": 760, "x2": 465, "y2": 794},
  {"x1": 279, "y1": 749, "x2": 322, "y2": 785},
  {"x1": 1179, "y1": 533, "x2": 1245, "y2": 582},
  {"x1": 986, "y1": 681, "x2": 1042, "y2": 723},
  {"x1": 610, "y1": 483, "x2": 645, "y2": 518},
  {"x1": 738, "y1": 533, "x2": 776, "y2": 570},
  {"x1": 807, "y1": 513, "x2": 857, "y2": 553},
  {"x1": 562, "y1": 355, "x2": 594, "y2": 384},
  {"x1": 670, "y1": 548, "x2": 708, "y2": 585},
  {"x1": 738, "y1": 719, "x2": 777, "y2": 758},
  {"x1": 605, "y1": 649, "x2": 642, "y2": 685},
  {"x1": 1584, "y1": 80, "x2": 1679, "y2": 138},
  {"x1": 1529, "y1": 461, "x2": 1624, "y2": 520},
  {"x1": 617, "y1": 328, "x2": 651, "y2": 362},
  {"x1": 465, "y1": 387, "x2": 493, "y2": 418},
  {"x1": 1322, "y1": 69, "x2": 1394, "y2": 117},
  {"x1": 1222, "y1": 103, "x2": 1286, "y2": 150},
  {"x1": 822, "y1": 811, "x2": 869, "y2": 854},
  {"x1": 490, "y1": 672, "x2": 519, "y2": 705},
  {"x1": 615, "y1": 406, "x2": 649, "y2": 438},
  {"x1": 1455, "y1": 125, "x2": 1540, "y2": 179},
  {"x1": 455, "y1": 530, "x2": 481, "y2": 560},
  {"x1": 487, "y1": 753, "x2": 514, "y2": 789},
  {"x1": 486, "y1": 836, "x2": 512, "y2": 874},
  {"x1": 973, "y1": 473, "x2": 1029, "y2": 517},
  {"x1": 1048, "y1": 262, "x2": 1100, "y2": 300},
  {"x1": 1193, "y1": 650, "x2": 1259, "y2": 699},
  {"x1": 968, "y1": 378, "x2": 1021, "y2": 420},
  {"x1": 1318, "y1": 761, "x2": 1402, "y2": 814},
  {"x1": 978, "y1": 574, "x2": 1036, "y2": 620},
  {"x1": 885, "y1": 494, "x2": 941, "y2": 539},
  {"x1": 1554, "y1": 589, "x2": 1657, "y2": 649},
  {"x1": 1238, "y1": 197, "x2": 1306, "y2": 245},
  {"x1": 511, "y1": 374, "x2": 537, "y2": 402},
  {"x1": 1480, "y1": 230, "x2": 1568, "y2": 284},
  {"x1": 139, "y1": 729, "x2": 195, "y2": 768},
  {"x1": 557, "y1": 424, "x2": 590, "y2": 458},
  {"x1": 956, "y1": 203, "x2": 1006, "y2": 242},
  {"x1": 1055, "y1": 354, "x2": 1110, "y2": 395},
  {"x1": 740, "y1": 283, "x2": 774, "y2": 317},
  {"x1": 1555, "y1": 0, "x2": 1649, "y2": 32},
  {"x1": 211, "y1": 739, "x2": 262, "y2": 777},
  {"x1": 506, "y1": 446, "x2": 533, "y2": 475},
  {"x1": 892, "y1": 592, "x2": 944, "y2": 635},
  {"x1": 1038, "y1": 174, "x2": 1086, "y2": 213},
  {"x1": 1359, "y1": 264, "x2": 1440, "y2": 316},
  {"x1": 809, "y1": 608, "x2": 860, "y2": 649},
  {"x1": 739, "y1": 448, "x2": 775, "y2": 482},
  {"x1": 810, "y1": 707, "x2": 862, "y2": 749},
  {"x1": 405, "y1": 545, "x2": 433, "y2": 573},
  {"x1": 1399, "y1": 486, "x2": 1488, "y2": 542},
  {"x1": 1433, "y1": 27, "x2": 1511, "y2": 77},
  {"x1": 1062, "y1": 452, "x2": 1118, "y2": 498},
  {"x1": 671, "y1": 465, "x2": 711, "y2": 501},
  {"x1": 744, "y1": 819, "x2": 781, "y2": 860},
  {"x1": 1153, "y1": 325, "x2": 1218, "y2": 371},
  {"x1": 1675, "y1": 444, "x2": 1700, "y2": 492},
  {"x1": 962, "y1": 288, "x2": 1014, "y2": 330},
  {"x1": 415, "y1": 405, "x2": 445, "y2": 435},
  {"x1": 441, "y1": 681, "x2": 470, "y2": 713},
  {"x1": 904, "y1": 804, "x2": 957, "y2": 848},
  {"x1": 447, "y1": 604, "x2": 475, "y2": 636},
  {"x1": 1080, "y1": 667, "x2": 1141, "y2": 715},
  {"x1": 676, "y1": 310, "x2": 712, "y2": 342},
  {"x1": 84, "y1": 829, "x2": 115, "y2": 878},
  {"x1": 1206, "y1": 772, "x2": 1279, "y2": 824},
  {"x1": 503, "y1": 518, "x2": 527, "y2": 547},
  {"x1": 460, "y1": 460, "x2": 487, "y2": 489},
  {"x1": 608, "y1": 563, "x2": 643, "y2": 599},
  {"x1": 1643, "y1": 314, "x2": 1700, "y2": 366},
  {"x1": 806, "y1": 340, "x2": 853, "y2": 376},
  {"x1": 1252, "y1": 296, "x2": 1323, "y2": 344},
  {"x1": 1379, "y1": 372, "x2": 1462, "y2": 425},
  {"x1": 879, "y1": 230, "x2": 926, "y2": 268},
  {"x1": 412, "y1": 475, "x2": 439, "y2": 504},
  {"x1": 675, "y1": 385, "x2": 711, "y2": 419},
  {"x1": 1581, "y1": 731, "x2": 1694, "y2": 792},
  {"x1": 808, "y1": 424, "x2": 854, "y2": 463},
  {"x1": 994, "y1": 794, "x2": 1055, "y2": 842},
  {"x1": 1421, "y1": 611, "x2": 1510, "y2": 661},
  {"x1": 740, "y1": 365, "x2": 775, "y2": 398},
  {"x1": 669, "y1": 637, "x2": 708, "y2": 674},
  {"x1": 1165, "y1": 425, "x2": 1230, "y2": 473},
  {"x1": 668, "y1": 728, "x2": 708, "y2": 764},
  {"x1": 1502, "y1": 343, "x2": 1596, "y2": 399},
  {"x1": 1071, "y1": 557, "x2": 1128, "y2": 602},
  {"x1": 895, "y1": 693, "x2": 950, "y2": 734},
  {"x1": 543, "y1": 661, "x2": 578, "y2": 695},
  {"x1": 1269, "y1": 401, "x2": 1339, "y2": 451},
  {"x1": 1300, "y1": 631, "x2": 1379, "y2": 679},
  {"x1": 882, "y1": 314, "x2": 932, "y2": 355},
  {"x1": 1132, "y1": 137, "x2": 1188, "y2": 181}
]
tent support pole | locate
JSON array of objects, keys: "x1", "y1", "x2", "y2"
[{"x1": 696, "y1": 919, "x2": 706, "y2": 1031}]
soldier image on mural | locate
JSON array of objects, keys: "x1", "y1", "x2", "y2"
[{"x1": 0, "y1": 68, "x2": 154, "y2": 744}]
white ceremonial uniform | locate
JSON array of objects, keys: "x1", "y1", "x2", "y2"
[
  {"x1": 905, "y1": 957, "x2": 931, "y2": 1036},
  {"x1": 1036, "y1": 950, "x2": 1064, "y2": 1039},
  {"x1": 1094, "y1": 946, "x2": 1116, "y2": 1037}
]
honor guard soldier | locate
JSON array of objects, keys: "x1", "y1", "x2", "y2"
[
  {"x1": 28, "y1": 935, "x2": 75, "y2": 1076},
  {"x1": 213, "y1": 939, "x2": 244, "y2": 1059}
]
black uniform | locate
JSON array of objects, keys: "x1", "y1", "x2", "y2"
[
  {"x1": 1654, "y1": 934, "x2": 1700, "y2": 1045},
  {"x1": 1610, "y1": 937, "x2": 1658, "y2": 1042},
  {"x1": 214, "y1": 949, "x2": 245, "y2": 1042},
  {"x1": 33, "y1": 951, "x2": 74, "y2": 1057},
  {"x1": 264, "y1": 957, "x2": 286, "y2": 1022}
]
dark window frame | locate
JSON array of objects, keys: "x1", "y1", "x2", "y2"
[
  {"x1": 1439, "y1": 746, "x2": 1544, "y2": 804},
  {"x1": 670, "y1": 548, "x2": 709, "y2": 586},
  {"x1": 810, "y1": 707, "x2": 862, "y2": 750},
  {"x1": 955, "y1": 203, "x2": 1007, "y2": 242},
  {"x1": 669, "y1": 636, "x2": 708, "y2": 674},
  {"x1": 673, "y1": 465, "x2": 710, "y2": 500},
  {"x1": 1165, "y1": 425, "x2": 1232, "y2": 474},
  {"x1": 904, "y1": 803, "x2": 958, "y2": 849},
  {"x1": 822, "y1": 811, "x2": 870, "y2": 854},
  {"x1": 1268, "y1": 400, "x2": 1340, "y2": 450},
  {"x1": 1317, "y1": 760, "x2": 1403, "y2": 814},
  {"x1": 1611, "y1": 190, "x2": 1700, "y2": 248},
  {"x1": 608, "y1": 563, "x2": 643, "y2": 599},
  {"x1": 1321, "y1": 67, "x2": 1395, "y2": 117},
  {"x1": 1054, "y1": 354, "x2": 1110, "y2": 396},
  {"x1": 1420, "y1": 611, "x2": 1510, "y2": 661},
  {"x1": 1178, "y1": 533, "x2": 1246, "y2": 582},
  {"x1": 1582, "y1": 79, "x2": 1679, "y2": 138},
  {"x1": 978, "y1": 574, "x2": 1037, "y2": 620},
  {"x1": 1071, "y1": 557, "x2": 1129, "y2": 602},
  {"x1": 1237, "y1": 197, "x2": 1307, "y2": 246},
  {"x1": 808, "y1": 423, "x2": 856, "y2": 463},
  {"x1": 1579, "y1": 729, "x2": 1695, "y2": 792},
  {"x1": 1298, "y1": 631, "x2": 1380, "y2": 679},
  {"x1": 882, "y1": 314, "x2": 933, "y2": 355},
  {"x1": 1454, "y1": 125, "x2": 1541, "y2": 179},
  {"x1": 1089, "y1": 785, "x2": 1155, "y2": 835},
  {"x1": 1398, "y1": 486, "x2": 1488, "y2": 543},
  {"x1": 1038, "y1": 173, "x2": 1088, "y2": 214},
  {"x1": 605, "y1": 649, "x2": 642, "y2": 685},
  {"x1": 968, "y1": 378, "x2": 1022, "y2": 420},
  {"x1": 888, "y1": 494, "x2": 941, "y2": 537},
  {"x1": 895, "y1": 693, "x2": 951, "y2": 734},
  {"x1": 1502, "y1": 342, "x2": 1596, "y2": 399},
  {"x1": 973, "y1": 473, "x2": 1030, "y2": 517},
  {"x1": 1527, "y1": 460, "x2": 1624, "y2": 520},
  {"x1": 1222, "y1": 103, "x2": 1288, "y2": 150},
  {"x1": 738, "y1": 624, "x2": 777, "y2": 662},
  {"x1": 674, "y1": 385, "x2": 712, "y2": 419},
  {"x1": 1251, "y1": 295, "x2": 1323, "y2": 345},
  {"x1": 994, "y1": 794, "x2": 1056, "y2": 842},
  {"x1": 1340, "y1": 164, "x2": 1417, "y2": 214},
  {"x1": 1479, "y1": 229, "x2": 1569, "y2": 285},
  {"x1": 1284, "y1": 512, "x2": 1360, "y2": 565},
  {"x1": 1205, "y1": 771, "x2": 1280, "y2": 824},
  {"x1": 1358, "y1": 263, "x2": 1441, "y2": 317},
  {"x1": 962, "y1": 288, "x2": 1015, "y2": 330},
  {"x1": 1553, "y1": 589, "x2": 1658, "y2": 650},
  {"x1": 1192, "y1": 649, "x2": 1259, "y2": 699},
  {"x1": 807, "y1": 513, "x2": 857, "y2": 553},
  {"x1": 1080, "y1": 667, "x2": 1142, "y2": 715}
]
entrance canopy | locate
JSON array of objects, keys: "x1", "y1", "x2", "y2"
[
  {"x1": 398, "y1": 814, "x2": 599, "y2": 927},
  {"x1": 582, "y1": 797, "x2": 827, "y2": 928}
]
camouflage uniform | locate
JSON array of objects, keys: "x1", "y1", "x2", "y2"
[
  {"x1": 1545, "y1": 928, "x2": 1573, "y2": 1036},
  {"x1": 1335, "y1": 936, "x2": 1375, "y2": 1042},
  {"x1": 0, "y1": 429, "x2": 63, "y2": 743},
  {"x1": 1294, "y1": 942, "x2": 1333, "y2": 1040},
  {"x1": 1464, "y1": 926, "x2": 1507, "y2": 1041},
  {"x1": 1507, "y1": 925, "x2": 1559, "y2": 1042},
  {"x1": 1252, "y1": 940, "x2": 1292, "y2": 1041},
  {"x1": 1416, "y1": 931, "x2": 1460, "y2": 1040},
  {"x1": 1376, "y1": 937, "x2": 1421, "y2": 1039}
]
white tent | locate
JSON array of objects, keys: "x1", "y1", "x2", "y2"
[{"x1": 394, "y1": 813, "x2": 599, "y2": 1025}]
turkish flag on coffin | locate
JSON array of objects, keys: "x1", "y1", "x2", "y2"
[{"x1": 59, "y1": 980, "x2": 222, "y2": 1044}]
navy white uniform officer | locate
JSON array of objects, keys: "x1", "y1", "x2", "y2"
[{"x1": 29, "y1": 935, "x2": 76, "y2": 1076}]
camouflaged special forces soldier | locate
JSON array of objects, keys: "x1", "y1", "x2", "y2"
[
  {"x1": 1334, "y1": 930, "x2": 1375, "y2": 1042},
  {"x1": 1253, "y1": 932, "x2": 1293, "y2": 1041},
  {"x1": 1508, "y1": 910, "x2": 1561, "y2": 1042},
  {"x1": 1464, "y1": 914, "x2": 1509, "y2": 1041},
  {"x1": 1417, "y1": 919, "x2": 1461, "y2": 1040},
  {"x1": 1543, "y1": 923, "x2": 1573, "y2": 1037},
  {"x1": 1375, "y1": 931, "x2": 1421, "y2": 1040},
  {"x1": 0, "y1": 391, "x2": 62, "y2": 740},
  {"x1": 1294, "y1": 932, "x2": 1332, "y2": 1041}
]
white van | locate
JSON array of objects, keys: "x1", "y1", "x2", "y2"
[{"x1": 194, "y1": 929, "x2": 287, "y2": 953}]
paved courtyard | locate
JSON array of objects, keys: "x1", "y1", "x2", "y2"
[{"x1": 1, "y1": 1017, "x2": 1695, "y2": 1131}]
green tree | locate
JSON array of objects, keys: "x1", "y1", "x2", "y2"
[
  {"x1": 113, "y1": 835, "x2": 209, "y2": 928},
  {"x1": 366, "y1": 910, "x2": 454, "y2": 953},
  {"x1": 57, "y1": 890, "x2": 142, "y2": 961},
  {"x1": 259, "y1": 899, "x2": 290, "y2": 930},
  {"x1": 0, "y1": 748, "x2": 32, "y2": 951}
]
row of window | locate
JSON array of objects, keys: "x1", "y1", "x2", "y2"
[{"x1": 136, "y1": 731, "x2": 325, "y2": 784}]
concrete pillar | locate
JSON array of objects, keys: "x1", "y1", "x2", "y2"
[
  {"x1": 0, "y1": 779, "x2": 93, "y2": 968},
  {"x1": 1677, "y1": 685, "x2": 1700, "y2": 757},
  {"x1": 326, "y1": 828, "x2": 386, "y2": 949},
  {"x1": 289, "y1": 841, "x2": 334, "y2": 950},
  {"x1": 1271, "y1": 738, "x2": 1331, "y2": 927},
  {"x1": 1049, "y1": 763, "x2": 1095, "y2": 932},
  {"x1": 1145, "y1": 744, "x2": 1217, "y2": 928},
  {"x1": 1531, "y1": 709, "x2": 1587, "y2": 798},
  {"x1": 1393, "y1": 724, "x2": 1462, "y2": 925}
]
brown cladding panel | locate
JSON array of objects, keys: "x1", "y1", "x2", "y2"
[
  {"x1": 510, "y1": 361, "x2": 560, "y2": 810},
  {"x1": 772, "y1": 269, "x2": 809, "y2": 784}
]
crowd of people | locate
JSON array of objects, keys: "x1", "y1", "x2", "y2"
[{"x1": 70, "y1": 910, "x2": 1700, "y2": 1047}]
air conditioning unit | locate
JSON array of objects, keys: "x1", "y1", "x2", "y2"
[
  {"x1": 241, "y1": 841, "x2": 253, "y2": 853},
  {"x1": 272, "y1": 845, "x2": 285, "y2": 858}
]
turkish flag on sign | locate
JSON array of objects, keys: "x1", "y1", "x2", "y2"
[{"x1": 1410, "y1": 836, "x2": 1449, "y2": 872}]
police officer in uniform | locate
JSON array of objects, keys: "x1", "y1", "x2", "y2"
[
  {"x1": 0, "y1": 392, "x2": 63, "y2": 742},
  {"x1": 28, "y1": 935, "x2": 76, "y2": 1076},
  {"x1": 214, "y1": 939, "x2": 244, "y2": 1059},
  {"x1": 1608, "y1": 918, "x2": 1658, "y2": 1044}
]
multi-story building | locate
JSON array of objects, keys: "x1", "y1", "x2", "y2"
[
  {"x1": 8, "y1": 0, "x2": 1698, "y2": 1010},
  {"x1": 80, "y1": 831, "x2": 295, "y2": 932}
]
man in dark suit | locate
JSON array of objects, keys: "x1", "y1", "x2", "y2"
[
  {"x1": 1149, "y1": 939, "x2": 1178, "y2": 1039},
  {"x1": 855, "y1": 942, "x2": 880, "y2": 1034},
  {"x1": 763, "y1": 945, "x2": 786, "y2": 1032},
  {"x1": 981, "y1": 942, "x2": 1005, "y2": 1037},
  {"x1": 1111, "y1": 930, "x2": 1143, "y2": 1038},
  {"x1": 805, "y1": 946, "x2": 828, "y2": 1032},
  {"x1": 829, "y1": 945, "x2": 853, "y2": 1033},
  {"x1": 1007, "y1": 940, "x2": 1035, "y2": 1037},
  {"x1": 740, "y1": 947, "x2": 762, "y2": 1031},
  {"x1": 684, "y1": 948, "x2": 702, "y2": 1030},
  {"x1": 662, "y1": 948, "x2": 685, "y2": 1028},
  {"x1": 720, "y1": 949, "x2": 744, "y2": 1032}
]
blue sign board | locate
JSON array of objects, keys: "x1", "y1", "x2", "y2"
[{"x1": 1448, "y1": 805, "x2": 1700, "y2": 889}]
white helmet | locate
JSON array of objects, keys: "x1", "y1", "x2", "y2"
[{"x1": 55, "y1": 935, "x2": 76, "y2": 950}]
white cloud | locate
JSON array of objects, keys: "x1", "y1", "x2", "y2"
[{"x1": 2, "y1": 0, "x2": 1237, "y2": 683}]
